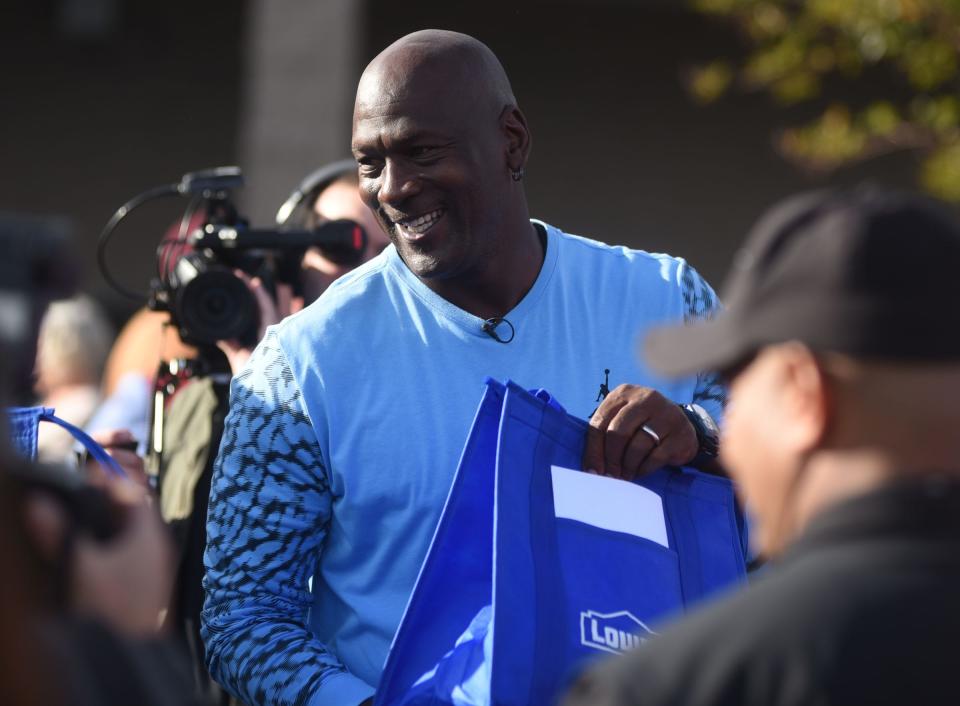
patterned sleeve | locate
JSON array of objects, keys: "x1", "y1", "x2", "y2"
[
  {"x1": 201, "y1": 331, "x2": 375, "y2": 706},
  {"x1": 679, "y1": 263, "x2": 727, "y2": 424}
]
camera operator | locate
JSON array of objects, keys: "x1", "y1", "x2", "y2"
[
  {"x1": 216, "y1": 160, "x2": 389, "y2": 372},
  {"x1": 152, "y1": 161, "x2": 388, "y2": 702},
  {"x1": 0, "y1": 212, "x2": 200, "y2": 706}
]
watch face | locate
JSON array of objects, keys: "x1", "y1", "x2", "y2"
[{"x1": 689, "y1": 403, "x2": 720, "y2": 436}]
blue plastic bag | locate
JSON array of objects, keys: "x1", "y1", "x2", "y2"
[
  {"x1": 376, "y1": 380, "x2": 747, "y2": 706},
  {"x1": 6, "y1": 406, "x2": 127, "y2": 477}
]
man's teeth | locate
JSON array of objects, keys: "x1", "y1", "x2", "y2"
[{"x1": 397, "y1": 209, "x2": 443, "y2": 235}]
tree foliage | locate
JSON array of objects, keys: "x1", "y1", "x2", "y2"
[{"x1": 687, "y1": 0, "x2": 960, "y2": 200}]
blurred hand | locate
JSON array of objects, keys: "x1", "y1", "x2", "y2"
[
  {"x1": 583, "y1": 384, "x2": 698, "y2": 481},
  {"x1": 217, "y1": 272, "x2": 293, "y2": 374},
  {"x1": 24, "y1": 476, "x2": 174, "y2": 636}
]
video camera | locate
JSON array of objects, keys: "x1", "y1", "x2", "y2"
[{"x1": 99, "y1": 166, "x2": 367, "y2": 348}]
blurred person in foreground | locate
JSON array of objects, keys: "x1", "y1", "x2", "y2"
[
  {"x1": 563, "y1": 187, "x2": 960, "y2": 706},
  {"x1": 0, "y1": 213, "x2": 198, "y2": 705},
  {"x1": 203, "y1": 29, "x2": 726, "y2": 706}
]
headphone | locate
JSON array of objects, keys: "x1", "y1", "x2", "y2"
[{"x1": 274, "y1": 158, "x2": 359, "y2": 227}]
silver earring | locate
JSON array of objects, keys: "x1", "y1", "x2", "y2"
[{"x1": 511, "y1": 167, "x2": 525, "y2": 182}]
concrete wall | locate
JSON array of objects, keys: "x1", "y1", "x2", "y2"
[{"x1": 238, "y1": 0, "x2": 363, "y2": 225}]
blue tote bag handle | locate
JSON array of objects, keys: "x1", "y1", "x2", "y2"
[{"x1": 6, "y1": 406, "x2": 127, "y2": 478}]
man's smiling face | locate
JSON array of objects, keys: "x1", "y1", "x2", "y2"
[{"x1": 351, "y1": 59, "x2": 509, "y2": 283}]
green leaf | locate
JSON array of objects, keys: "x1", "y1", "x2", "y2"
[
  {"x1": 744, "y1": 36, "x2": 809, "y2": 87},
  {"x1": 780, "y1": 106, "x2": 869, "y2": 169},
  {"x1": 862, "y1": 102, "x2": 900, "y2": 135},
  {"x1": 901, "y1": 38, "x2": 958, "y2": 90},
  {"x1": 921, "y1": 140, "x2": 960, "y2": 201},
  {"x1": 912, "y1": 95, "x2": 960, "y2": 134},
  {"x1": 746, "y1": 3, "x2": 790, "y2": 40},
  {"x1": 687, "y1": 62, "x2": 735, "y2": 103},
  {"x1": 771, "y1": 71, "x2": 821, "y2": 104}
]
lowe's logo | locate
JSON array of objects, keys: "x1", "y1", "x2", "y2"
[{"x1": 580, "y1": 610, "x2": 655, "y2": 655}]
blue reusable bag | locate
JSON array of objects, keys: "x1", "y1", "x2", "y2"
[
  {"x1": 376, "y1": 380, "x2": 747, "y2": 706},
  {"x1": 6, "y1": 406, "x2": 127, "y2": 477}
]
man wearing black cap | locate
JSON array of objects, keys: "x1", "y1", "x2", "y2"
[{"x1": 562, "y1": 187, "x2": 960, "y2": 706}]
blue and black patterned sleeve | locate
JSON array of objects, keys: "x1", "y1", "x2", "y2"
[
  {"x1": 201, "y1": 330, "x2": 375, "y2": 706},
  {"x1": 679, "y1": 263, "x2": 727, "y2": 424}
]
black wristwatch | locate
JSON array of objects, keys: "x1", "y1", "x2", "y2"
[{"x1": 679, "y1": 403, "x2": 720, "y2": 463}]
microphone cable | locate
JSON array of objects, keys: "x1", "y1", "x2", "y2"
[{"x1": 481, "y1": 316, "x2": 515, "y2": 343}]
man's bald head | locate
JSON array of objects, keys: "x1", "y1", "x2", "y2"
[
  {"x1": 351, "y1": 29, "x2": 535, "y2": 300},
  {"x1": 356, "y1": 30, "x2": 516, "y2": 119}
]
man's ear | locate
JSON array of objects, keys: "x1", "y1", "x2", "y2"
[
  {"x1": 779, "y1": 342, "x2": 830, "y2": 454},
  {"x1": 500, "y1": 105, "x2": 532, "y2": 172}
]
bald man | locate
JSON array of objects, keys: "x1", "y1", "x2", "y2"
[
  {"x1": 202, "y1": 30, "x2": 725, "y2": 706},
  {"x1": 564, "y1": 188, "x2": 960, "y2": 706}
]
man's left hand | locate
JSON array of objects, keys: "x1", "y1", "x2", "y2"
[{"x1": 583, "y1": 384, "x2": 698, "y2": 481}]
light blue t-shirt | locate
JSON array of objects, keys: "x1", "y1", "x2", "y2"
[{"x1": 202, "y1": 222, "x2": 724, "y2": 706}]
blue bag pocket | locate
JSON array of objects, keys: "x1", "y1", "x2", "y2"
[{"x1": 558, "y1": 520, "x2": 683, "y2": 648}]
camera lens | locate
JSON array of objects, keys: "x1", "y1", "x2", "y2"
[
  {"x1": 202, "y1": 289, "x2": 229, "y2": 317},
  {"x1": 171, "y1": 255, "x2": 258, "y2": 346}
]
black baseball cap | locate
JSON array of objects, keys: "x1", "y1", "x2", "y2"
[{"x1": 645, "y1": 186, "x2": 960, "y2": 377}]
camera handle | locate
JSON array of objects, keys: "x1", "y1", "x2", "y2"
[{"x1": 97, "y1": 167, "x2": 245, "y2": 301}]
